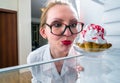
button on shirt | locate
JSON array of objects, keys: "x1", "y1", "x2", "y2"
[{"x1": 27, "y1": 44, "x2": 79, "y2": 83}]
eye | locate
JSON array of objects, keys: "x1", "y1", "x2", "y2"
[
  {"x1": 52, "y1": 22, "x2": 63, "y2": 28},
  {"x1": 70, "y1": 23, "x2": 77, "y2": 28}
]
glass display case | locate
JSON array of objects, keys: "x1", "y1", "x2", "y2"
[{"x1": 0, "y1": 36, "x2": 120, "y2": 83}]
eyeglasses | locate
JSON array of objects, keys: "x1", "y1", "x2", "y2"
[{"x1": 43, "y1": 22, "x2": 84, "y2": 36}]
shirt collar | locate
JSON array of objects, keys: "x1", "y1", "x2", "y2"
[
  {"x1": 42, "y1": 44, "x2": 53, "y2": 74},
  {"x1": 42, "y1": 44, "x2": 78, "y2": 77}
]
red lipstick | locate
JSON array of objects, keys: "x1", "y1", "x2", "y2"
[{"x1": 62, "y1": 40, "x2": 72, "y2": 46}]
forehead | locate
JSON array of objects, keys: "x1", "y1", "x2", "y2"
[{"x1": 46, "y1": 4, "x2": 77, "y2": 21}]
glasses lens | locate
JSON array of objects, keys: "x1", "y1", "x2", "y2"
[
  {"x1": 70, "y1": 22, "x2": 83, "y2": 33},
  {"x1": 51, "y1": 22, "x2": 83, "y2": 35},
  {"x1": 51, "y1": 23, "x2": 64, "y2": 35}
]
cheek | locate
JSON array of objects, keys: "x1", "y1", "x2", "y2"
[
  {"x1": 45, "y1": 28, "x2": 52, "y2": 38},
  {"x1": 74, "y1": 34, "x2": 77, "y2": 38},
  {"x1": 48, "y1": 35, "x2": 60, "y2": 41},
  {"x1": 47, "y1": 36, "x2": 61, "y2": 47},
  {"x1": 72, "y1": 35, "x2": 77, "y2": 40},
  {"x1": 45, "y1": 28, "x2": 60, "y2": 40},
  {"x1": 46, "y1": 32, "x2": 60, "y2": 43}
]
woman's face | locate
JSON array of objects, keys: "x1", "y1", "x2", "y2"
[{"x1": 43, "y1": 5, "x2": 77, "y2": 54}]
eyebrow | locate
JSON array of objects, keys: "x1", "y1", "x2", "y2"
[
  {"x1": 51, "y1": 18, "x2": 77, "y2": 22},
  {"x1": 52, "y1": 18, "x2": 64, "y2": 22}
]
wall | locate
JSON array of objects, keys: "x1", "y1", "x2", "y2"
[
  {"x1": 0, "y1": 0, "x2": 18, "y2": 11},
  {"x1": 18, "y1": 0, "x2": 32, "y2": 65},
  {"x1": 0, "y1": 0, "x2": 32, "y2": 65}
]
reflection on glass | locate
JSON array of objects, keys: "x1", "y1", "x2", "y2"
[
  {"x1": 0, "y1": 48, "x2": 120, "y2": 83},
  {"x1": 0, "y1": 55, "x2": 82, "y2": 83},
  {"x1": 0, "y1": 69, "x2": 31, "y2": 83}
]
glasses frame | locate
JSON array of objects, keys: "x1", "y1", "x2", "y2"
[{"x1": 42, "y1": 22, "x2": 84, "y2": 36}]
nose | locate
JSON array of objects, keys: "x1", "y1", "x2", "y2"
[{"x1": 63, "y1": 28, "x2": 72, "y2": 36}]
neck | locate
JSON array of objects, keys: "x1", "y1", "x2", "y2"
[{"x1": 50, "y1": 49, "x2": 68, "y2": 59}]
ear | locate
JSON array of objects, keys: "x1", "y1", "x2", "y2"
[{"x1": 39, "y1": 27, "x2": 47, "y2": 39}]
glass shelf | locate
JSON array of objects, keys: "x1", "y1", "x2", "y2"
[
  {"x1": 0, "y1": 48, "x2": 120, "y2": 83},
  {"x1": 0, "y1": 33, "x2": 120, "y2": 83},
  {"x1": 0, "y1": 55, "x2": 82, "y2": 83}
]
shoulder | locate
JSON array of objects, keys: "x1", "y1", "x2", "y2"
[{"x1": 27, "y1": 44, "x2": 49, "y2": 64}]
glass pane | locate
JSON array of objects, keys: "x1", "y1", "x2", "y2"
[
  {"x1": 0, "y1": 69, "x2": 31, "y2": 83},
  {"x1": 0, "y1": 55, "x2": 82, "y2": 83},
  {"x1": 0, "y1": 36, "x2": 120, "y2": 83}
]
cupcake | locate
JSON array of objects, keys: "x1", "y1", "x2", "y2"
[{"x1": 76, "y1": 24, "x2": 112, "y2": 52}]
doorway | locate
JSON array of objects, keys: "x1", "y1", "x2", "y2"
[{"x1": 0, "y1": 8, "x2": 18, "y2": 68}]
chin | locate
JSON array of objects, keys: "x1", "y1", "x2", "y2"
[{"x1": 62, "y1": 45, "x2": 71, "y2": 51}]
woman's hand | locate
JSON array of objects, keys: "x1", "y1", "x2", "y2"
[{"x1": 76, "y1": 65, "x2": 84, "y2": 72}]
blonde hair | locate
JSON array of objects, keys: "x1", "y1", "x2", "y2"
[{"x1": 40, "y1": 1, "x2": 74, "y2": 28}]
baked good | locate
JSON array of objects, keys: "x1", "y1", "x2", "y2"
[{"x1": 76, "y1": 24, "x2": 112, "y2": 52}]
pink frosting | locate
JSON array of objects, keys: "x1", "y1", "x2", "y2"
[{"x1": 79, "y1": 24, "x2": 107, "y2": 44}]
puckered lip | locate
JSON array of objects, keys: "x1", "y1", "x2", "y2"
[{"x1": 61, "y1": 40, "x2": 72, "y2": 46}]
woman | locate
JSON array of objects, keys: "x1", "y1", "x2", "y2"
[{"x1": 27, "y1": 1, "x2": 84, "y2": 83}]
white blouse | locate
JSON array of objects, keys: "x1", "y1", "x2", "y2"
[{"x1": 27, "y1": 44, "x2": 80, "y2": 83}]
